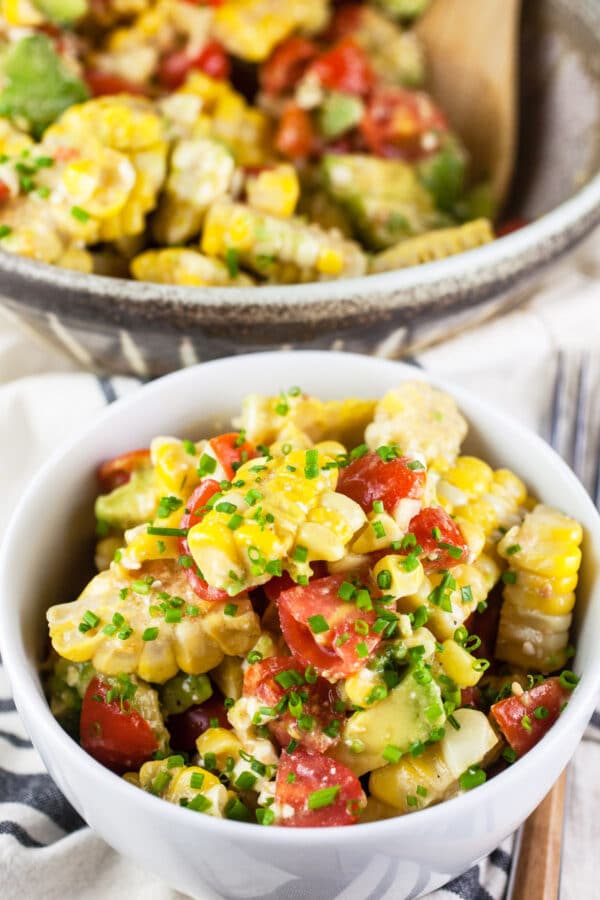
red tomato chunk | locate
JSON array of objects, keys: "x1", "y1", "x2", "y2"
[
  {"x1": 167, "y1": 693, "x2": 231, "y2": 752},
  {"x1": 408, "y1": 506, "x2": 469, "y2": 572},
  {"x1": 275, "y1": 749, "x2": 366, "y2": 826},
  {"x1": 336, "y1": 450, "x2": 425, "y2": 515},
  {"x1": 490, "y1": 677, "x2": 574, "y2": 757},
  {"x1": 98, "y1": 448, "x2": 150, "y2": 492}
]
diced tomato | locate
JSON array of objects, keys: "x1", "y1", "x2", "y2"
[
  {"x1": 308, "y1": 38, "x2": 374, "y2": 96},
  {"x1": 158, "y1": 41, "x2": 230, "y2": 91},
  {"x1": 98, "y1": 449, "x2": 150, "y2": 492},
  {"x1": 85, "y1": 70, "x2": 148, "y2": 97},
  {"x1": 496, "y1": 217, "x2": 529, "y2": 237},
  {"x1": 80, "y1": 676, "x2": 157, "y2": 773},
  {"x1": 260, "y1": 36, "x2": 319, "y2": 96},
  {"x1": 179, "y1": 479, "x2": 230, "y2": 602},
  {"x1": 244, "y1": 657, "x2": 340, "y2": 753},
  {"x1": 360, "y1": 87, "x2": 448, "y2": 159},
  {"x1": 327, "y1": 3, "x2": 365, "y2": 40},
  {"x1": 275, "y1": 749, "x2": 365, "y2": 826},
  {"x1": 408, "y1": 506, "x2": 468, "y2": 572},
  {"x1": 275, "y1": 103, "x2": 316, "y2": 159},
  {"x1": 490, "y1": 677, "x2": 573, "y2": 757},
  {"x1": 461, "y1": 686, "x2": 482, "y2": 709},
  {"x1": 263, "y1": 563, "x2": 328, "y2": 604},
  {"x1": 167, "y1": 693, "x2": 231, "y2": 752},
  {"x1": 337, "y1": 450, "x2": 426, "y2": 516},
  {"x1": 0, "y1": 181, "x2": 10, "y2": 203},
  {"x1": 278, "y1": 574, "x2": 381, "y2": 680},
  {"x1": 208, "y1": 431, "x2": 258, "y2": 481}
]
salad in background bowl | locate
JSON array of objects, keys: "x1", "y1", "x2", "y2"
[{"x1": 1, "y1": 351, "x2": 599, "y2": 898}]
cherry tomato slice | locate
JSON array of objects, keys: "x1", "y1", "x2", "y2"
[
  {"x1": 158, "y1": 40, "x2": 230, "y2": 91},
  {"x1": 408, "y1": 506, "x2": 468, "y2": 572},
  {"x1": 327, "y1": 3, "x2": 364, "y2": 40},
  {"x1": 337, "y1": 450, "x2": 425, "y2": 516},
  {"x1": 167, "y1": 693, "x2": 231, "y2": 752},
  {"x1": 98, "y1": 449, "x2": 151, "y2": 492},
  {"x1": 490, "y1": 677, "x2": 573, "y2": 758},
  {"x1": 244, "y1": 657, "x2": 340, "y2": 753},
  {"x1": 0, "y1": 181, "x2": 11, "y2": 203},
  {"x1": 179, "y1": 479, "x2": 230, "y2": 602},
  {"x1": 80, "y1": 676, "x2": 158, "y2": 773},
  {"x1": 460, "y1": 686, "x2": 483, "y2": 709},
  {"x1": 85, "y1": 70, "x2": 148, "y2": 97},
  {"x1": 278, "y1": 574, "x2": 381, "y2": 680},
  {"x1": 275, "y1": 103, "x2": 316, "y2": 159},
  {"x1": 208, "y1": 432, "x2": 258, "y2": 481},
  {"x1": 260, "y1": 36, "x2": 319, "y2": 95},
  {"x1": 308, "y1": 38, "x2": 374, "y2": 96},
  {"x1": 263, "y1": 562, "x2": 328, "y2": 604},
  {"x1": 275, "y1": 749, "x2": 366, "y2": 826},
  {"x1": 360, "y1": 87, "x2": 448, "y2": 160},
  {"x1": 496, "y1": 217, "x2": 529, "y2": 237}
]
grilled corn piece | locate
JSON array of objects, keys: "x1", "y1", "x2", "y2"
[
  {"x1": 131, "y1": 248, "x2": 254, "y2": 286},
  {"x1": 186, "y1": 448, "x2": 366, "y2": 594},
  {"x1": 201, "y1": 199, "x2": 367, "y2": 282},
  {"x1": 365, "y1": 382, "x2": 468, "y2": 470},
  {"x1": 370, "y1": 219, "x2": 493, "y2": 272},
  {"x1": 153, "y1": 138, "x2": 236, "y2": 245},
  {"x1": 237, "y1": 391, "x2": 376, "y2": 449},
  {"x1": 246, "y1": 165, "x2": 300, "y2": 219},
  {"x1": 495, "y1": 504, "x2": 583, "y2": 672},
  {"x1": 401, "y1": 562, "x2": 488, "y2": 641},
  {"x1": 46, "y1": 559, "x2": 260, "y2": 683},
  {"x1": 213, "y1": 0, "x2": 329, "y2": 62},
  {"x1": 136, "y1": 759, "x2": 228, "y2": 817}
]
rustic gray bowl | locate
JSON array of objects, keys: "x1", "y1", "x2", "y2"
[{"x1": 1, "y1": 0, "x2": 599, "y2": 377}]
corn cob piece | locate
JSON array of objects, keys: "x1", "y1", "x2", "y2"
[
  {"x1": 136, "y1": 759, "x2": 229, "y2": 817},
  {"x1": 186, "y1": 448, "x2": 366, "y2": 595},
  {"x1": 369, "y1": 708, "x2": 499, "y2": 814},
  {"x1": 201, "y1": 200, "x2": 367, "y2": 282},
  {"x1": 131, "y1": 249, "x2": 254, "y2": 286},
  {"x1": 321, "y1": 154, "x2": 439, "y2": 250},
  {"x1": 495, "y1": 504, "x2": 583, "y2": 672},
  {"x1": 401, "y1": 562, "x2": 488, "y2": 641},
  {"x1": 246, "y1": 165, "x2": 300, "y2": 219},
  {"x1": 365, "y1": 382, "x2": 467, "y2": 470},
  {"x1": 46, "y1": 559, "x2": 260, "y2": 683},
  {"x1": 236, "y1": 391, "x2": 376, "y2": 449},
  {"x1": 213, "y1": 0, "x2": 329, "y2": 62},
  {"x1": 370, "y1": 219, "x2": 494, "y2": 273},
  {"x1": 153, "y1": 138, "x2": 236, "y2": 245},
  {"x1": 43, "y1": 96, "x2": 168, "y2": 242}
]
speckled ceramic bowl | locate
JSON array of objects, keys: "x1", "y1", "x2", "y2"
[{"x1": 1, "y1": 0, "x2": 600, "y2": 377}]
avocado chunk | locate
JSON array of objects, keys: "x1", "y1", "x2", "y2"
[
  {"x1": 160, "y1": 673, "x2": 213, "y2": 716},
  {"x1": 416, "y1": 138, "x2": 468, "y2": 215},
  {"x1": 47, "y1": 658, "x2": 94, "y2": 738},
  {"x1": 33, "y1": 0, "x2": 87, "y2": 23},
  {"x1": 0, "y1": 35, "x2": 89, "y2": 138},
  {"x1": 95, "y1": 466, "x2": 157, "y2": 531},
  {"x1": 375, "y1": 0, "x2": 431, "y2": 21},
  {"x1": 333, "y1": 667, "x2": 446, "y2": 777},
  {"x1": 321, "y1": 154, "x2": 440, "y2": 249}
]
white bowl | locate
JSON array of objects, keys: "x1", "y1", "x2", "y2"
[{"x1": 1, "y1": 351, "x2": 600, "y2": 900}]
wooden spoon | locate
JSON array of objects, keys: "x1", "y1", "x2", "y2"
[
  {"x1": 507, "y1": 769, "x2": 568, "y2": 900},
  {"x1": 415, "y1": 0, "x2": 521, "y2": 212}
]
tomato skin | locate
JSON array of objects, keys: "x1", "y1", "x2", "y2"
[
  {"x1": 275, "y1": 750, "x2": 366, "y2": 826},
  {"x1": 263, "y1": 562, "x2": 328, "y2": 604},
  {"x1": 244, "y1": 657, "x2": 340, "y2": 753},
  {"x1": 460, "y1": 686, "x2": 483, "y2": 709},
  {"x1": 179, "y1": 479, "x2": 230, "y2": 602},
  {"x1": 0, "y1": 181, "x2": 10, "y2": 203},
  {"x1": 80, "y1": 677, "x2": 158, "y2": 773},
  {"x1": 497, "y1": 217, "x2": 529, "y2": 237},
  {"x1": 278, "y1": 574, "x2": 381, "y2": 680},
  {"x1": 337, "y1": 451, "x2": 426, "y2": 515},
  {"x1": 167, "y1": 694, "x2": 230, "y2": 752},
  {"x1": 275, "y1": 103, "x2": 316, "y2": 159},
  {"x1": 309, "y1": 38, "x2": 374, "y2": 96},
  {"x1": 158, "y1": 41, "x2": 230, "y2": 91},
  {"x1": 360, "y1": 87, "x2": 448, "y2": 160},
  {"x1": 260, "y1": 36, "x2": 319, "y2": 96},
  {"x1": 490, "y1": 678, "x2": 573, "y2": 757},
  {"x1": 208, "y1": 431, "x2": 257, "y2": 481},
  {"x1": 98, "y1": 449, "x2": 150, "y2": 492},
  {"x1": 328, "y1": 3, "x2": 364, "y2": 40},
  {"x1": 85, "y1": 70, "x2": 148, "y2": 97},
  {"x1": 408, "y1": 506, "x2": 469, "y2": 572}
]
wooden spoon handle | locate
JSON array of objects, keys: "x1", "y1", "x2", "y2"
[{"x1": 509, "y1": 769, "x2": 568, "y2": 900}]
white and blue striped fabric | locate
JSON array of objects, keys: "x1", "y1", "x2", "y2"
[{"x1": 1, "y1": 231, "x2": 600, "y2": 900}]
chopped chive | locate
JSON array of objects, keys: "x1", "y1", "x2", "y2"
[{"x1": 307, "y1": 786, "x2": 340, "y2": 810}]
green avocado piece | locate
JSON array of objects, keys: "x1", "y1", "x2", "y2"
[
  {"x1": 160, "y1": 673, "x2": 213, "y2": 716},
  {"x1": 318, "y1": 92, "x2": 365, "y2": 139},
  {"x1": 48, "y1": 659, "x2": 94, "y2": 738},
  {"x1": 334, "y1": 667, "x2": 445, "y2": 776},
  {"x1": 0, "y1": 35, "x2": 89, "y2": 138},
  {"x1": 95, "y1": 466, "x2": 157, "y2": 531},
  {"x1": 375, "y1": 0, "x2": 431, "y2": 21},
  {"x1": 33, "y1": 0, "x2": 87, "y2": 23},
  {"x1": 417, "y1": 139, "x2": 468, "y2": 214}
]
